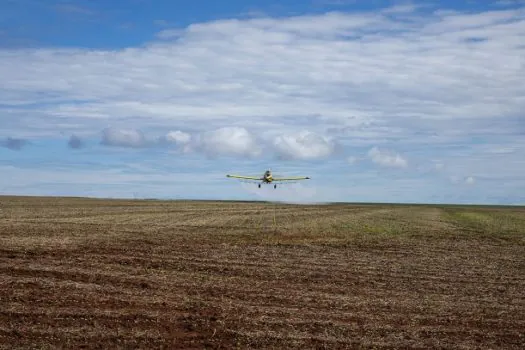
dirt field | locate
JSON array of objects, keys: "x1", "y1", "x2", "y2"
[{"x1": 0, "y1": 196, "x2": 524, "y2": 349}]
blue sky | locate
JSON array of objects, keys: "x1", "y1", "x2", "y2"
[{"x1": 1, "y1": 0, "x2": 524, "y2": 204}]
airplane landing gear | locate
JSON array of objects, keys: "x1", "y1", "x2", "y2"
[
  {"x1": 258, "y1": 184, "x2": 261, "y2": 188},
  {"x1": 274, "y1": 184, "x2": 277, "y2": 189}
]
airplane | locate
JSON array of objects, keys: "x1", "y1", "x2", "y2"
[{"x1": 226, "y1": 169, "x2": 310, "y2": 189}]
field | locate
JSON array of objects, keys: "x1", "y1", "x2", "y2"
[{"x1": 0, "y1": 196, "x2": 524, "y2": 349}]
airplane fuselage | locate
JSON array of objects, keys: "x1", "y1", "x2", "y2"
[{"x1": 262, "y1": 170, "x2": 273, "y2": 183}]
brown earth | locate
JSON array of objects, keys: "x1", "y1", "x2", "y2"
[{"x1": 0, "y1": 196, "x2": 524, "y2": 349}]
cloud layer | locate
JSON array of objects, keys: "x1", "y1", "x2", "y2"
[
  {"x1": 1, "y1": 5, "x2": 524, "y2": 138},
  {"x1": 92, "y1": 127, "x2": 338, "y2": 160},
  {"x1": 101, "y1": 128, "x2": 148, "y2": 148}
]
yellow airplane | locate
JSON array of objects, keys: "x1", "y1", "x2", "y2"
[{"x1": 226, "y1": 169, "x2": 310, "y2": 189}]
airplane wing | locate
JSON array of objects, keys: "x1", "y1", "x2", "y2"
[
  {"x1": 272, "y1": 176, "x2": 310, "y2": 181},
  {"x1": 226, "y1": 174, "x2": 263, "y2": 180}
]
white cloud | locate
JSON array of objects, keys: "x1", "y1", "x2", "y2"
[
  {"x1": 465, "y1": 176, "x2": 475, "y2": 185},
  {"x1": 368, "y1": 147, "x2": 408, "y2": 168},
  {"x1": 163, "y1": 130, "x2": 191, "y2": 145},
  {"x1": 272, "y1": 131, "x2": 336, "y2": 160},
  {"x1": 101, "y1": 128, "x2": 147, "y2": 148},
  {"x1": 192, "y1": 127, "x2": 261, "y2": 158}
]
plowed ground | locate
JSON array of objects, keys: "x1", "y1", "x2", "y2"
[{"x1": 0, "y1": 196, "x2": 524, "y2": 349}]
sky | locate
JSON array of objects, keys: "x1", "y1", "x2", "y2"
[{"x1": 1, "y1": 0, "x2": 524, "y2": 204}]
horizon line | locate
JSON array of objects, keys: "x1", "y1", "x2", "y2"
[{"x1": 0, "y1": 194, "x2": 522, "y2": 207}]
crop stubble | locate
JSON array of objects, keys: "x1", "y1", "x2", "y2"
[{"x1": 0, "y1": 196, "x2": 524, "y2": 349}]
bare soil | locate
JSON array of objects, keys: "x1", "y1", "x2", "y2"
[{"x1": 0, "y1": 196, "x2": 524, "y2": 349}]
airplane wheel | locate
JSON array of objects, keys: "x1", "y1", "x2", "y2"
[
  {"x1": 258, "y1": 184, "x2": 261, "y2": 188},
  {"x1": 274, "y1": 185, "x2": 277, "y2": 189}
]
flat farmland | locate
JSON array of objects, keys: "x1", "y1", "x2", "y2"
[{"x1": 0, "y1": 196, "x2": 524, "y2": 349}]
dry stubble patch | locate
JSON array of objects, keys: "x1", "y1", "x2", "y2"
[{"x1": 0, "y1": 196, "x2": 524, "y2": 349}]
